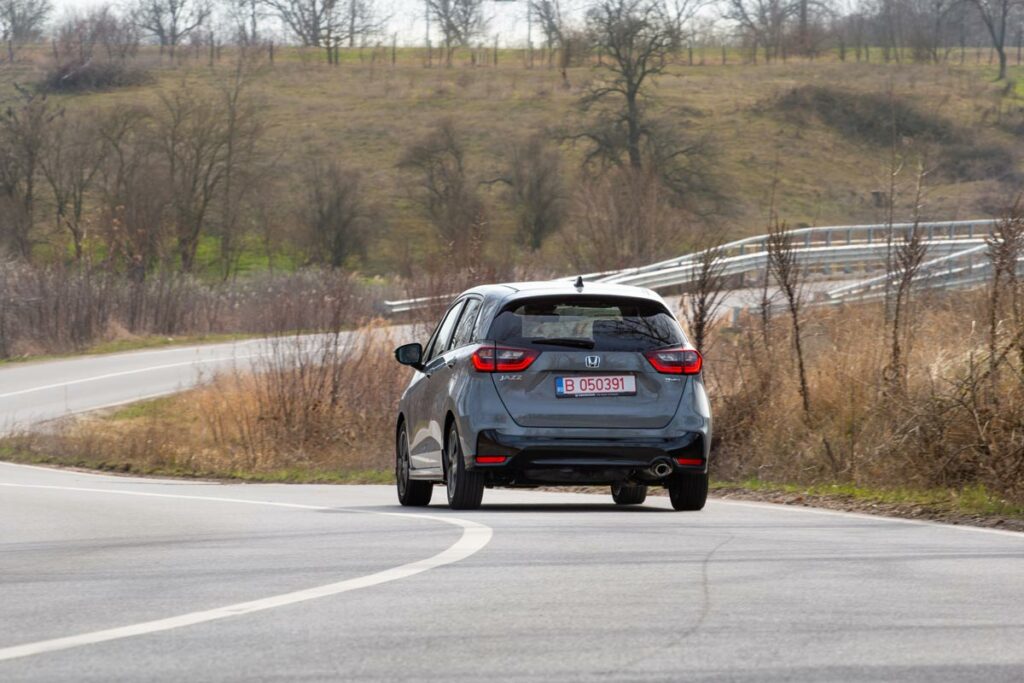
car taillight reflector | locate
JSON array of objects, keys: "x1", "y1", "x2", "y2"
[
  {"x1": 475, "y1": 456, "x2": 508, "y2": 464},
  {"x1": 471, "y1": 344, "x2": 539, "y2": 372},
  {"x1": 676, "y1": 457, "x2": 704, "y2": 466},
  {"x1": 644, "y1": 347, "x2": 702, "y2": 375}
]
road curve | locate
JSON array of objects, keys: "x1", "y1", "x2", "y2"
[{"x1": 1, "y1": 461, "x2": 1022, "y2": 682}]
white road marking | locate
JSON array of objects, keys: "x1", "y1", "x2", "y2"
[
  {"x1": 0, "y1": 482, "x2": 493, "y2": 662},
  {"x1": 0, "y1": 354, "x2": 261, "y2": 400}
]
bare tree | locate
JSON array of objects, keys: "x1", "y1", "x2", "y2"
[
  {"x1": 986, "y1": 197, "x2": 1024, "y2": 377},
  {"x1": 0, "y1": 0, "x2": 51, "y2": 62},
  {"x1": 97, "y1": 106, "x2": 168, "y2": 281},
  {"x1": 427, "y1": 0, "x2": 487, "y2": 66},
  {"x1": 301, "y1": 160, "x2": 371, "y2": 268},
  {"x1": 562, "y1": 166, "x2": 684, "y2": 271},
  {"x1": 531, "y1": 0, "x2": 565, "y2": 64},
  {"x1": 0, "y1": 88, "x2": 57, "y2": 260},
  {"x1": 151, "y1": 83, "x2": 263, "y2": 273},
  {"x1": 582, "y1": 0, "x2": 671, "y2": 169},
  {"x1": 399, "y1": 119, "x2": 484, "y2": 263},
  {"x1": 340, "y1": 0, "x2": 384, "y2": 47},
  {"x1": 40, "y1": 112, "x2": 110, "y2": 260},
  {"x1": 215, "y1": 56, "x2": 267, "y2": 279},
  {"x1": 967, "y1": 0, "x2": 1021, "y2": 79},
  {"x1": 486, "y1": 134, "x2": 566, "y2": 251},
  {"x1": 722, "y1": 0, "x2": 796, "y2": 63},
  {"x1": 766, "y1": 217, "x2": 810, "y2": 415},
  {"x1": 227, "y1": 0, "x2": 265, "y2": 44},
  {"x1": 132, "y1": 0, "x2": 211, "y2": 57},
  {"x1": 662, "y1": 0, "x2": 712, "y2": 51},
  {"x1": 683, "y1": 243, "x2": 727, "y2": 353}
]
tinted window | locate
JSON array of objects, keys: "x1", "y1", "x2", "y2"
[
  {"x1": 487, "y1": 296, "x2": 684, "y2": 352},
  {"x1": 449, "y1": 298, "x2": 482, "y2": 350},
  {"x1": 425, "y1": 301, "x2": 465, "y2": 362}
]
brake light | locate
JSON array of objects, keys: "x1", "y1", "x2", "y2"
[
  {"x1": 644, "y1": 347, "x2": 703, "y2": 375},
  {"x1": 475, "y1": 456, "x2": 508, "y2": 464},
  {"x1": 471, "y1": 344, "x2": 539, "y2": 372}
]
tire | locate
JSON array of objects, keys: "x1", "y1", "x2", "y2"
[
  {"x1": 445, "y1": 422, "x2": 484, "y2": 510},
  {"x1": 667, "y1": 472, "x2": 708, "y2": 511},
  {"x1": 396, "y1": 423, "x2": 432, "y2": 507},
  {"x1": 611, "y1": 482, "x2": 648, "y2": 505}
]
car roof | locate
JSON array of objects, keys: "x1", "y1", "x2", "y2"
[{"x1": 460, "y1": 279, "x2": 668, "y2": 307}]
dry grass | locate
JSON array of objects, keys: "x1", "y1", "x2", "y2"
[
  {"x1": 6, "y1": 322, "x2": 407, "y2": 481},
  {"x1": 5, "y1": 46, "x2": 1024, "y2": 272},
  {"x1": 708, "y1": 291, "x2": 1024, "y2": 504}
]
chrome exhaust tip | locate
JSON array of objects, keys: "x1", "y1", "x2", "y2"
[{"x1": 650, "y1": 460, "x2": 673, "y2": 478}]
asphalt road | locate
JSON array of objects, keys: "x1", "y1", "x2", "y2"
[
  {"x1": 1, "y1": 332, "x2": 1023, "y2": 681},
  {"x1": 1, "y1": 461, "x2": 1022, "y2": 682}
]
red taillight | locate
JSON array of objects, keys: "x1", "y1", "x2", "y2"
[
  {"x1": 676, "y1": 457, "x2": 704, "y2": 466},
  {"x1": 471, "y1": 344, "x2": 539, "y2": 372},
  {"x1": 644, "y1": 347, "x2": 702, "y2": 375},
  {"x1": 475, "y1": 456, "x2": 508, "y2": 464}
]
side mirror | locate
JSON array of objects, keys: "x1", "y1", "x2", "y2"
[{"x1": 394, "y1": 342, "x2": 424, "y2": 369}]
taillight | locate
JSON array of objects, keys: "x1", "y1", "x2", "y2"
[
  {"x1": 644, "y1": 347, "x2": 702, "y2": 375},
  {"x1": 471, "y1": 344, "x2": 539, "y2": 372}
]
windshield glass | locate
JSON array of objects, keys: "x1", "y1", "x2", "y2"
[{"x1": 487, "y1": 296, "x2": 685, "y2": 352}]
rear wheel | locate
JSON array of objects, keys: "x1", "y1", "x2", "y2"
[
  {"x1": 445, "y1": 423, "x2": 484, "y2": 510},
  {"x1": 667, "y1": 472, "x2": 708, "y2": 511},
  {"x1": 396, "y1": 423, "x2": 432, "y2": 507},
  {"x1": 611, "y1": 482, "x2": 647, "y2": 505}
]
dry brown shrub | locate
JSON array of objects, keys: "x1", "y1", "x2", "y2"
[{"x1": 710, "y1": 292, "x2": 1024, "y2": 502}]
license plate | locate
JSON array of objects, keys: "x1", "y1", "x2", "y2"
[{"x1": 555, "y1": 375, "x2": 636, "y2": 398}]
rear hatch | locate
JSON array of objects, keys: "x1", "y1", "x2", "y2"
[{"x1": 485, "y1": 295, "x2": 689, "y2": 429}]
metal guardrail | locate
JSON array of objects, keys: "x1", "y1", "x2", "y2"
[{"x1": 382, "y1": 219, "x2": 1000, "y2": 314}]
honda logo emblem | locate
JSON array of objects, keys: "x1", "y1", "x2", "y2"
[{"x1": 585, "y1": 355, "x2": 601, "y2": 368}]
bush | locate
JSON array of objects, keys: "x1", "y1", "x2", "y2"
[
  {"x1": 41, "y1": 60, "x2": 152, "y2": 93},
  {"x1": 774, "y1": 85, "x2": 959, "y2": 146}
]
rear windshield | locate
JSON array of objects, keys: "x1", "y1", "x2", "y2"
[{"x1": 487, "y1": 296, "x2": 685, "y2": 352}]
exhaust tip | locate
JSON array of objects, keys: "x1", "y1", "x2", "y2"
[{"x1": 651, "y1": 461, "x2": 673, "y2": 478}]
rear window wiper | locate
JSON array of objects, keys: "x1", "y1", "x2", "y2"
[{"x1": 531, "y1": 338, "x2": 595, "y2": 349}]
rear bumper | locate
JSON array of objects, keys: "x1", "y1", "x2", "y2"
[{"x1": 472, "y1": 429, "x2": 707, "y2": 486}]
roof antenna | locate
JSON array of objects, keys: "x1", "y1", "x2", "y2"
[{"x1": 574, "y1": 275, "x2": 584, "y2": 291}]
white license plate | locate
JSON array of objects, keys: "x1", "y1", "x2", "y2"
[{"x1": 555, "y1": 375, "x2": 636, "y2": 398}]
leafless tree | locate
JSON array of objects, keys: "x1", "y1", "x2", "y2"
[
  {"x1": 662, "y1": 0, "x2": 712, "y2": 51},
  {"x1": 132, "y1": 0, "x2": 211, "y2": 57},
  {"x1": 151, "y1": 82, "x2": 263, "y2": 273},
  {"x1": 427, "y1": 0, "x2": 487, "y2": 66},
  {"x1": 886, "y1": 182, "x2": 928, "y2": 394},
  {"x1": 266, "y1": 0, "x2": 382, "y2": 55},
  {"x1": 722, "y1": 0, "x2": 796, "y2": 63},
  {"x1": 301, "y1": 159, "x2": 371, "y2": 268},
  {"x1": 485, "y1": 134, "x2": 566, "y2": 251},
  {"x1": 399, "y1": 119, "x2": 484, "y2": 263},
  {"x1": 0, "y1": 0, "x2": 51, "y2": 62},
  {"x1": 227, "y1": 0, "x2": 265, "y2": 44},
  {"x1": 966, "y1": 0, "x2": 1021, "y2": 79},
  {"x1": 97, "y1": 106, "x2": 168, "y2": 281},
  {"x1": 582, "y1": 0, "x2": 671, "y2": 170},
  {"x1": 562, "y1": 166, "x2": 684, "y2": 271},
  {"x1": 214, "y1": 56, "x2": 267, "y2": 279},
  {"x1": 766, "y1": 216, "x2": 810, "y2": 415},
  {"x1": 683, "y1": 243, "x2": 727, "y2": 354},
  {"x1": 986, "y1": 197, "x2": 1024, "y2": 376},
  {"x1": 40, "y1": 112, "x2": 110, "y2": 260},
  {"x1": 531, "y1": 0, "x2": 565, "y2": 64},
  {"x1": 0, "y1": 88, "x2": 57, "y2": 260}
]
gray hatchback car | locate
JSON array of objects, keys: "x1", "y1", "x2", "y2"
[{"x1": 393, "y1": 280, "x2": 712, "y2": 510}]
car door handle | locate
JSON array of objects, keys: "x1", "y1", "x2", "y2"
[{"x1": 446, "y1": 359, "x2": 456, "y2": 369}]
